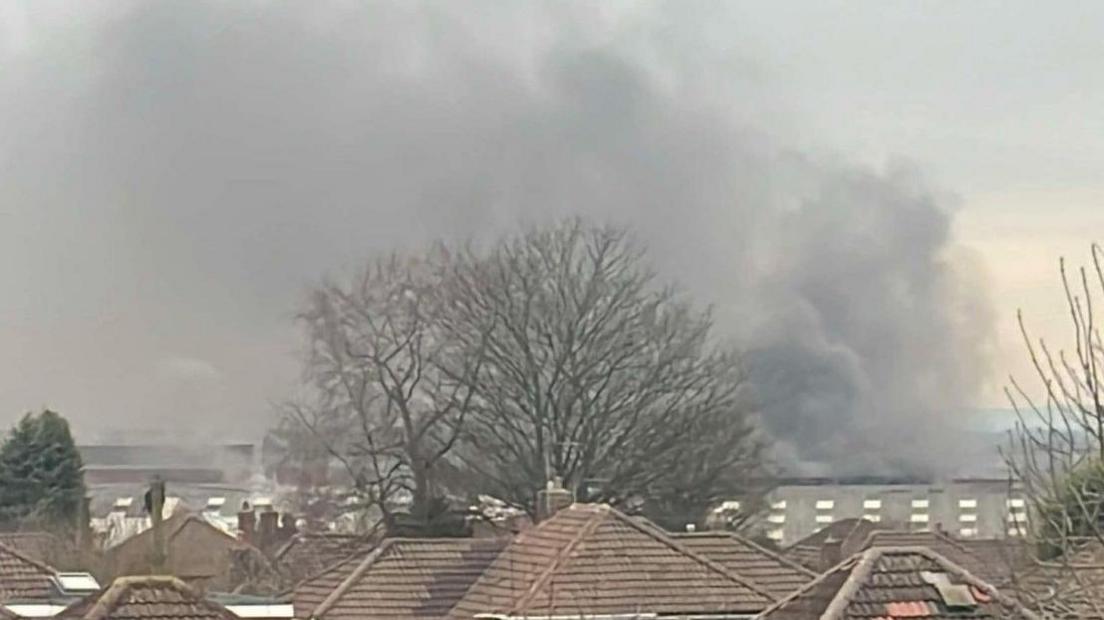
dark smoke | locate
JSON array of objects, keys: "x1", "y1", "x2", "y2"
[{"x1": 0, "y1": 2, "x2": 993, "y2": 475}]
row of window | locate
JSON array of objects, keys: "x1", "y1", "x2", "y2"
[{"x1": 803, "y1": 497, "x2": 1026, "y2": 511}]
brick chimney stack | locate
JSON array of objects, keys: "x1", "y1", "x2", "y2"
[
  {"x1": 237, "y1": 501, "x2": 255, "y2": 544},
  {"x1": 535, "y1": 477, "x2": 574, "y2": 522},
  {"x1": 257, "y1": 509, "x2": 278, "y2": 549}
]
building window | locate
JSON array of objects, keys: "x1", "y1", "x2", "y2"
[
  {"x1": 910, "y1": 513, "x2": 929, "y2": 523},
  {"x1": 1008, "y1": 527, "x2": 1024, "y2": 537},
  {"x1": 815, "y1": 500, "x2": 835, "y2": 510},
  {"x1": 1007, "y1": 498, "x2": 1026, "y2": 509},
  {"x1": 768, "y1": 513, "x2": 786, "y2": 524},
  {"x1": 911, "y1": 499, "x2": 930, "y2": 509},
  {"x1": 771, "y1": 500, "x2": 787, "y2": 510},
  {"x1": 863, "y1": 499, "x2": 882, "y2": 510},
  {"x1": 767, "y1": 528, "x2": 784, "y2": 541},
  {"x1": 864, "y1": 514, "x2": 882, "y2": 523},
  {"x1": 958, "y1": 499, "x2": 977, "y2": 509},
  {"x1": 959, "y1": 527, "x2": 978, "y2": 538},
  {"x1": 959, "y1": 513, "x2": 977, "y2": 523},
  {"x1": 815, "y1": 514, "x2": 834, "y2": 524}
]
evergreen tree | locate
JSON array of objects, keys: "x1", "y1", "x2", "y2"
[{"x1": 0, "y1": 410, "x2": 86, "y2": 531}]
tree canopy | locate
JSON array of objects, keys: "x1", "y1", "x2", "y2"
[
  {"x1": 0, "y1": 410, "x2": 86, "y2": 532},
  {"x1": 277, "y1": 219, "x2": 768, "y2": 531}
]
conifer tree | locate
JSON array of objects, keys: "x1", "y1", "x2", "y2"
[{"x1": 0, "y1": 410, "x2": 86, "y2": 531}]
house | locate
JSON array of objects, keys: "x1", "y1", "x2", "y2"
[
  {"x1": 0, "y1": 534, "x2": 69, "y2": 568},
  {"x1": 674, "y1": 531, "x2": 817, "y2": 598},
  {"x1": 293, "y1": 538, "x2": 507, "y2": 619},
  {"x1": 449, "y1": 504, "x2": 774, "y2": 619},
  {"x1": 293, "y1": 503, "x2": 781, "y2": 617},
  {"x1": 783, "y1": 518, "x2": 883, "y2": 571},
  {"x1": 853, "y1": 530, "x2": 1002, "y2": 583},
  {"x1": 59, "y1": 576, "x2": 238, "y2": 620},
  {"x1": 294, "y1": 502, "x2": 782, "y2": 619},
  {"x1": 755, "y1": 546, "x2": 1032, "y2": 619},
  {"x1": 0, "y1": 541, "x2": 99, "y2": 617},
  {"x1": 271, "y1": 533, "x2": 376, "y2": 587},
  {"x1": 104, "y1": 512, "x2": 276, "y2": 592}
]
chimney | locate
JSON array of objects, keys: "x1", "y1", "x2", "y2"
[
  {"x1": 277, "y1": 512, "x2": 298, "y2": 544},
  {"x1": 819, "y1": 538, "x2": 842, "y2": 571},
  {"x1": 535, "y1": 477, "x2": 574, "y2": 522},
  {"x1": 145, "y1": 478, "x2": 166, "y2": 572},
  {"x1": 76, "y1": 495, "x2": 92, "y2": 552},
  {"x1": 257, "y1": 509, "x2": 278, "y2": 550},
  {"x1": 237, "y1": 501, "x2": 255, "y2": 544}
]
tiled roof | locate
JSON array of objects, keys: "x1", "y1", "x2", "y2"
[
  {"x1": 957, "y1": 538, "x2": 1030, "y2": 582},
  {"x1": 784, "y1": 544, "x2": 822, "y2": 572},
  {"x1": 0, "y1": 533, "x2": 66, "y2": 566},
  {"x1": 0, "y1": 540, "x2": 60, "y2": 601},
  {"x1": 274, "y1": 533, "x2": 376, "y2": 587},
  {"x1": 294, "y1": 537, "x2": 506, "y2": 619},
  {"x1": 60, "y1": 576, "x2": 236, "y2": 620},
  {"x1": 449, "y1": 504, "x2": 775, "y2": 618},
  {"x1": 757, "y1": 546, "x2": 1031, "y2": 620},
  {"x1": 790, "y1": 519, "x2": 881, "y2": 550},
  {"x1": 785, "y1": 519, "x2": 884, "y2": 571},
  {"x1": 674, "y1": 531, "x2": 816, "y2": 598},
  {"x1": 855, "y1": 531, "x2": 1000, "y2": 583}
]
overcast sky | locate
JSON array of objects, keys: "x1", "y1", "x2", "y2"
[{"x1": 1, "y1": 1, "x2": 1101, "y2": 449}]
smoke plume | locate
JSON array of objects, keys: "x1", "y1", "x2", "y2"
[{"x1": 0, "y1": 2, "x2": 993, "y2": 474}]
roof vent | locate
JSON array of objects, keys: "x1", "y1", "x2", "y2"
[{"x1": 921, "y1": 571, "x2": 977, "y2": 608}]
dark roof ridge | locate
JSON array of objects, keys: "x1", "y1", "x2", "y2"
[{"x1": 604, "y1": 506, "x2": 777, "y2": 602}]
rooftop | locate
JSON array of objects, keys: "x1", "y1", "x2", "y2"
[
  {"x1": 673, "y1": 531, "x2": 816, "y2": 598},
  {"x1": 757, "y1": 546, "x2": 1029, "y2": 620},
  {"x1": 60, "y1": 576, "x2": 237, "y2": 620},
  {"x1": 448, "y1": 504, "x2": 775, "y2": 618}
]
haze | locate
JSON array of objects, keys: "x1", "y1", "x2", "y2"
[{"x1": 1, "y1": 2, "x2": 1100, "y2": 472}]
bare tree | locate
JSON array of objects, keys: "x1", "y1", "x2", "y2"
[
  {"x1": 443, "y1": 219, "x2": 768, "y2": 527},
  {"x1": 280, "y1": 249, "x2": 485, "y2": 530},
  {"x1": 1004, "y1": 243, "x2": 1104, "y2": 617}
]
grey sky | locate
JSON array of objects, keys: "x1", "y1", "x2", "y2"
[{"x1": 1, "y1": 2, "x2": 1100, "y2": 468}]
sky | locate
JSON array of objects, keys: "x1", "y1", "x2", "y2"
[{"x1": 1, "y1": 2, "x2": 1101, "y2": 467}]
